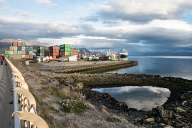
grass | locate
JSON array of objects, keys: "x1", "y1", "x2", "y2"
[
  {"x1": 60, "y1": 98, "x2": 87, "y2": 114},
  {"x1": 106, "y1": 116, "x2": 122, "y2": 123}
]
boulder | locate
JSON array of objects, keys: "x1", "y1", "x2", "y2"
[{"x1": 144, "y1": 118, "x2": 155, "y2": 124}]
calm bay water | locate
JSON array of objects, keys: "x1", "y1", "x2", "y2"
[
  {"x1": 111, "y1": 56, "x2": 192, "y2": 80},
  {"x1": 94, "y1": 56, "x2": 192, "y2": 111}
]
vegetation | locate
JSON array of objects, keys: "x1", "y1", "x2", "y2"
[{"x1": 60, "y1": 98, "x2": 87, "y2": 114}]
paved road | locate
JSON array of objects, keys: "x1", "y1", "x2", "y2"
[{"x1": 0, "y1": 64, "x2": 13, "y2": 128}]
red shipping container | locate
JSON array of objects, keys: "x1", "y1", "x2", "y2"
[
  {"x1": 49, "y1": 46, "x2": 59, "y2": 51},
  {"x1": 71, "y1": 48, "x2": 79, "y2": 56},
  {"x1": 49, "y1": 46, "x2": 60, "y2": 58}
]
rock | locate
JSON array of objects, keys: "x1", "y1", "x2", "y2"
[
  {"x1": 176, "y1": 107, "x2": 186, "y2": 113},
  {"x1": 144, "y1": 118, "x2": 155, "y2": 124},
  {"x1": 182, "y1": 101, "x2": 187, "y2": 106},
  {"x1": 159, "y1": 123, "x2": 166, "y2": 127},
  {"x1": 99, "y1": 105, "x2": 110, "y2": 115},
  {"x1": 87, "y1": 102, "x2": 96, "y2": 111},
  {"x1": 164, "y1": 125, "x2": 174, "y2": 128}
]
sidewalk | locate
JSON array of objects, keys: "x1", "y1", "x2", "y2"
[{"x1": 0, "y1": 64, "x2": 13, "y2": 128}]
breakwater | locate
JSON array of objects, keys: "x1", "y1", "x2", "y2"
[{"x1": 41, "y1": 61, "x2": 138, "y2": 73}]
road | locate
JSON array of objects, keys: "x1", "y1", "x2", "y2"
[{"x1": 0, "y1": 64, "x2": 13, "y2": 128}]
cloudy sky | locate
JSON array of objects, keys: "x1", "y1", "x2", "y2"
[{"x1": 0, "y1": 0, "x2": 192, "y2": 55}]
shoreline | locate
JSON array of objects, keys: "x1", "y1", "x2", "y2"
[
  {"x1": 12, "y1": 60, "x2": 192, "y2": 128},
  {"x1": 48, "y1": 72, "x2": 192, "y2": 128}
]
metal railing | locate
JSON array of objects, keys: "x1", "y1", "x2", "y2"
[{"x1": 6, "y1": 58, "x2": 49, "y2": 128}]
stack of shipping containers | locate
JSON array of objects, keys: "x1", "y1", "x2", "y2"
[
  {"x1": 71, "y1": 48, "x2": 80, "y2": 58},
  {"x1": 4, "y1": 41, "x2": 34, "y2": 59},
  {"x1": 4, "y1": 41, "x2": 25, "y2": 59},
  {"x1": 59, "y1": 44, "x2": 72, "y2": 57},
  {"x1": 4, "y1": 42, "x2": 80, "y2": 60},
  {"x1": 36, "y1": 47, "x2": 45, "y2": 57},
  {"x1": 21, "y1": 46, "x2": 34, "y2": 59},
  {"x1": 49, "y1": 46, "x2": 60, "y2": 58}
]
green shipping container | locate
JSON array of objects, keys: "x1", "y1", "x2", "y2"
[
  {"x1": 60, "y1": 49, "x2": 71, "y2": 52},
  {"x1": 36, "y1": 47, "x2": 45, "y2": 56},
  {"x1": 5, "y1": 51, "x2": 14, "y2": 55},
  {"x1": 60, "y1": 44, "x2": 72, "y2": 48}
]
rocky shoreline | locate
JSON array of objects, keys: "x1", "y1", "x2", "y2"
[
  {"x1": 12, "y1": 60, "x2": 192, "y2": 128},
  {"x1": 83, "y1": 87, "x2": 192, "y2": 128},
  {"x1": 52, "y1": 73, "x2": 192, "y2": 128}
]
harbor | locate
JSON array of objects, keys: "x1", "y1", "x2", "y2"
[
  {"x1": 1, "y1": 1, "x2": 192, "y2": 128},
  {"x1": 0, "y1": 40, "x2": 191, "y2": 127}
]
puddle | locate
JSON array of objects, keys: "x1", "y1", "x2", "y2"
[{"x1": 92, "y1": 86, "x2": 171, "y2": 111}]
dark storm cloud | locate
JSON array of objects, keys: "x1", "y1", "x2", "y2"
[
  {"x1": 76, "y1": 22, "x2": 192, "y2": 55},
  {"x1": 96, "y1": 11, "x2": 169, "y2": 23}
]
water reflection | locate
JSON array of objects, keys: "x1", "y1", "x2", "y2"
[{"x1": 92, "y1": 86, "x2": 171, "y2": 111}]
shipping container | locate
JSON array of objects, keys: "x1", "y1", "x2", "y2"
[
  {"x1": 49, "y1": 46, "x2": 60, "y2": 58},
  {"x1": 59, "y1": 52, "x2": 71, "y2": 57},
  {"x1": 4, "y1": 50, "x2": 14, "y2": 55},
  {"x1": 49, "y1": 46, "x2": 60, "y2": 51},
  {"x1": 60, "y1": 44, "x2": 72, "y2": 53},
  {"x1": 9, "y1": 46, "x2": 17, "y2": 51},
  {"x1": 17, "y1": 51, "x2": 25, "y2": 55},
  {"x1": 36, "y1": 47, "x2": 45, "y2": 57},
  {"x1": 11, "y1": 41, "x2": 25, "y2": 47},
  {"x1": 25, "y1": 46, "x2": 33, "y2": 52},
  {"x1": 17, "y1": 46, "x2": 22, "y2": 51}
]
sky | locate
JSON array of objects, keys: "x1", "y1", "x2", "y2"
[{"x1": 0, "y1": 0, "x2": 192, "y2": 55}]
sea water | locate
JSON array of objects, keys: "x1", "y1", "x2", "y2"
[{"x1": 110, "y1": 56, "x2": 192, "y2": 80}]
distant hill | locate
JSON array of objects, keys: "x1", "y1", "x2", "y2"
[
  {"x1": 0, "y1": 42, "x2": 11, "y2": 45},
  {"x1": 79, "y1": 48, "x2": 91, "y2": 55}
]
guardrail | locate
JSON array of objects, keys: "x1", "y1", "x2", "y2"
[{"x1": 5, "y1": 58, "x2": 49, "y2": 128}]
